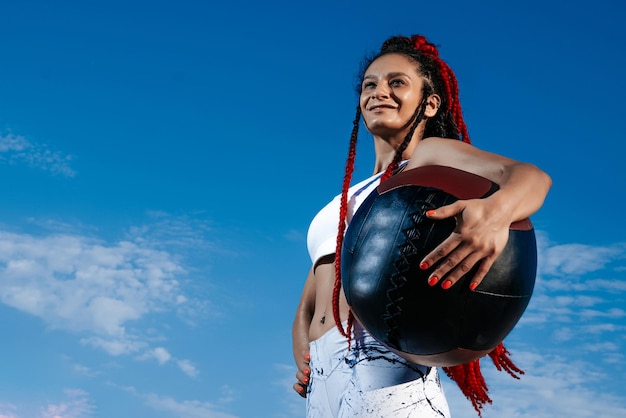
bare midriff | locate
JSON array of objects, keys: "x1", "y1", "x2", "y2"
[{"x1": 308, "y1": 257, "x2": 350, "y2": 342}]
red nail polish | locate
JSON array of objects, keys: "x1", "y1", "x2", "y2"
[
  {"x1": 297, "y1": 386, "x2": 304, "y2": 393},
  {"x1": 304, "y1": 368, "x2": 310, "y2": 375},
  {"x1": 420, "y1": 262, "x2": 429, "y2": 270},
  {"x1": 303, "y1": 377, "x2": 309, "y2": 384},
  {"x1": 428, "y1": 276, "x2": 438, "y2": 286},
  {"x1": 426, "y1": 210, "x2": 436, "y2": 216},
  {"x1": 470, "y1": 282, "x2": 478, "y2": 291},
  {"x1": 305, "y1": 353, "x2": 310, "y2": 361},
  {"x1": 442, "y1": 280, "x2": 452, "y2": 290}
]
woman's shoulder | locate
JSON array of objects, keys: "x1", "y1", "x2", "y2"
[{"x1": 407, "y1": 137, "x2": 474, "y2": 167}]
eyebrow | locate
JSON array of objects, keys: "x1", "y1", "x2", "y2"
[{"x1": 363, "y1": 71, "x2": 412, "y2": 80}]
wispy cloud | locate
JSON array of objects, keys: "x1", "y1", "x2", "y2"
[
  {"x1": 0, "y1": 403, "x2": 18, "y2": 418},
  {"x1": 272, "y1": 363, "x2": 306, "y2": 418},
  {"x1": 0, "y1": 212, "x2": 218, "y2": 366},
  {"x1": 176, "y1": 359, "x2": 199, "y2": 378},
  {"x1": 0, "y1": 229, "x2": 184, "y2": 351},
  {"x1": 0, "y1": 132, "x2": 75, "y2": 177},
  {"x1": 0, "y1": 390, "x2": 94, "y2": 418},
  {"x1": 119, "y1": 386, "x2": 237, "y2": 418},
  {"x1": 39, "y1": 389, "x2": 94, "y2": 418},
  {"x1": 439, "y1": 236, "x2": 626, "y2": 417},
  {"x1": 443, "y1": 350, "x2": 626, "y2": 418},
  {"x1": 539, "y1": 242, "x2": 625, "y2": 277}
]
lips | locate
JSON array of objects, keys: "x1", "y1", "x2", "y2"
[{"x1": 368, "y1": 104, "x2": 396, "y2": 111}]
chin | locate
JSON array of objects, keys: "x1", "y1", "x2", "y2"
[{"x1": 365, "y1": 122, "x2": 407, "y2": 137}]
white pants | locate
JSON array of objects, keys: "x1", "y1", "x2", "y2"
[{"x1": 306, "y1": 322, "x2": 451, "y2": 418}]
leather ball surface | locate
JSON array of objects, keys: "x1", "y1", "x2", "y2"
[{"x1": 341, "y1": 165, "x2": 537, "y2": 366}]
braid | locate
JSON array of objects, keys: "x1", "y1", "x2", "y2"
[
  {"x1": 408, "y1": 35, "x2": 471, "y2": 144},
  {"x1": 336, "y1": 34, "x2": 524, "y2": 416},
  {"x1": 332, "y1": 105, "x2": 361, "y2": 344},
  {"x1": 380, "y1": 95, "x2": 429, "y2": 182}
]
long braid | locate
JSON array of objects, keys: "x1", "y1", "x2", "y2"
[
  {"x1": 332, "y1": 105, "x2": 361, "y2": 343},
  {"x1": 380, "y1": 96, "x2": 429, "y2": 182},
  {"x1": 337, "y1": 34, "x2": 522, "y2": 416},
  {"x1": 410, "y1": 35, "x2": 470, "y2": 144},
  {"x1": 335, "y1": 99, "x2": 428, "y2": 343},
  {"x1": 409, "y1": 34, "x2": 523, "y2": 416}
]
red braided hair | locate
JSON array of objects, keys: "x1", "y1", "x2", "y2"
[
  {"x1": 409, "y1": 35, "x2": 470, "y2": 144},
  {"x1": 331, "y1": 106, "x2": 360, "y2": 344},
  {"x1": 332, "y1": 34, "x2": 522, "y2": 416}
]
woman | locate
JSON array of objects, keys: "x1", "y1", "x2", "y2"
[{"x1": 292, "y1": 34, "x2": 551, "y2": 417}]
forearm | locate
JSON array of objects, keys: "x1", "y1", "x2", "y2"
[
  {"x1": 292, "y1": 305, "x2": 313, "y2": 361},
  {"x1": 292, "y1": 267, "x2": 316, "y2": 362},
  {"x1": 491, "y1": 162, "x2": 552, "y2": 222}
]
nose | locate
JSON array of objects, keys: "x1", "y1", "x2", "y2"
[{"x1": 372, "y1": 84, "x2": 390, "y2": 100}]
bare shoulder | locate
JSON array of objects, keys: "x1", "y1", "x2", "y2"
[{"x1": 406, "y1": 137, "x2": 517, "y2": 183}]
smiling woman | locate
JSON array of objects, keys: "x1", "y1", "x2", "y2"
[{"x1": 291, "y1": 34, "x2": 551, "y2": 418}]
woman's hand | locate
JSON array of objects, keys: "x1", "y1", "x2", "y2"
[
  {"x1": 292, "y1": 265, "x2": 315, "y2": 397},
  {"x1": 418, "y1": 195, "x2": 512, "y2": 290},
  {"x1": 293, "y1": 350, "x2": 311, "y2": 398}
]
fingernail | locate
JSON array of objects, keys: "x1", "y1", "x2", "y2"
[
  {"x1": 470, "y1": 282, "x2": 478, "y2": 291},
  {"x1": 428, "y1": 276, "x2": 438, "y2": 286},
  {"x1": 426, "y1": 210, "x2": 436, "y2": 216},
  {"x1": 304, "y1": 368, "x2": 310, "y2": 375},
  {"x1": 297, "y1": 386, "x2": 304, "y2": 393},
  {"x1": 303, "y1": 377, "x2": 309, "y2": 384},
  {"x1": 420, "y1": 262, "x2": 429, "y2": 270},
  {"x1": 305, "y1": 354, "x2": 310, "y2": 361},
  {"x1": 442, "y1": 280, "x2": 452, "y2": 290}
]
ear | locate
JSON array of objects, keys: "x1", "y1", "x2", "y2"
[{"x1": 424, "y1": 94, "x2": 441, "y2": 118}]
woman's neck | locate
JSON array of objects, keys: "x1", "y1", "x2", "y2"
[{"x1": 372, "y1": 135, "x2": 421, "y2": 174}]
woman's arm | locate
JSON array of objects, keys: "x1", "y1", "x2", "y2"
[
  {"x1": 406, "y1": 137, "x2": 552, "y2": 289},
  {"x1": 292, "y1": 266, "x2": 315, "y2": 397}
]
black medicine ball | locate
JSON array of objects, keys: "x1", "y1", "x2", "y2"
[{"x1": 341, "y1": 165, "x2": 537, "y2": 366}]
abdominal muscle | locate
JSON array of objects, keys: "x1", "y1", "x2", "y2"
[{"x1": 309, "y1": 256, "x2": 351, "y2": 342}]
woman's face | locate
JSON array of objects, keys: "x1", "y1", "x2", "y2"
[{"x1": 359, "y1": 53, "x2": 426, "y2": 137}]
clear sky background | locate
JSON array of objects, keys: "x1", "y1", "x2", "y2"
[{"x1": 0, "y1": 0, "x2": 625, "y2": 417}]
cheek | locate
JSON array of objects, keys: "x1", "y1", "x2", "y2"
[{"x1": 359, "y1": 95, "x2": 368, "y2": 111}]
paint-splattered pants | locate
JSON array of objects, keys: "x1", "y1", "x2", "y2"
[{"x1": 306, "y1": 321, "x2": 451, "y2": 418}]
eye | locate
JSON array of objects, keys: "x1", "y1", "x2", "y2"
[
  {"x1": 390, "y1": 79, "x2": 405, "y2": 87},
  {"x1": 362, "y1": 81, "x2": 376, "y2": 90}
]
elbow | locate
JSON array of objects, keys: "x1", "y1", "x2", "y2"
[{"x1": 535, "y1": 164, "x2": 553, "y2": 194}]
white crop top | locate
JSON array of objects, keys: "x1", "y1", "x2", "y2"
[{"x1": 307, "y1": 171, "x2": 385, "y2": 266}]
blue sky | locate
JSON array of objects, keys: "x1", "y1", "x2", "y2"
[{"x1": 0, "y1": 0, "x2": 625, "y2": 417}]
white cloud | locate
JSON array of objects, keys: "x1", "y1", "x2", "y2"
[
  {"x1": 80, "y1": 336, "x2": 145, "y2": 356},
  {"x1": 443, "y1": 351, "x2": 626, "y2": 418},
  {"x1": 177, "y1": 359, "x2": 199, "y2": 378},
  {"x1": 0, "y1": 390, "x2": 94, "y2": 418},
  {"x1": 152, "y1": 347, "x2": 173, "y2": 364},
  {"x1": 119, "y1": 386, "x2": 237, "y2": 418},
  {"x1": 539, "y1": 243, "x2": 624, "y2": 277},
  {"x1": 71, "y1": 364, "x2": 99, "y2": 378},
  {"x1": 0, "y1": 403, "x2": 18, "y2": 418},
  {"x1": 39, "y1": 389, "x2": 94, "y2": 418},
  {"x1": 142, "y1": 394, "x2": 235, "y2": 418},
  {"x1": 0, "y1": 132, "x2": 75, "y2": 177},
  {"x1": 0, "y1": 228, "x2": 186, "y2": 356},
  {"x1": 136, "y1": 346, "x2": 173, "y2": 365},
  {"x1": 273, "y1": 363, "x2": 307, "y2": 418}
]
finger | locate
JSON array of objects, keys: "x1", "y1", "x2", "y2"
[
  {"x1": 466, "y1": 257, "x2": 497, "y2": 291},
  {"x1": 435, "y1": 252, "x2": 482, "y2": 289},
  {"x1": 420, "y1": 233, "x2": 463, "y2": 276},
  {"x1": 425, "y1": 247, "x2": 471, "y2": 288},
  {"x1": 425, "y1": 201, "x2": 464, "y2": 220},
  {"x1": 296, "y1": 369, "x2": 310, "y2": 386},
  {"x1": 293, "y1": 382, "x2": 307, "y2": 398}
]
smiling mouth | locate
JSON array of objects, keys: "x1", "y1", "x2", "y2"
[{"x1": 368, "y1": 105, "x2": 396, "y2": 111}]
